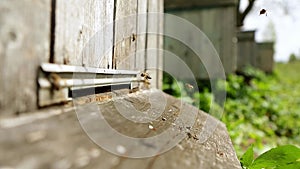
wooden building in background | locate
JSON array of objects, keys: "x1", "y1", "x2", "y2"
[
  {"x1": 164, "y1": 0, "x2": 238, "y2": 79},
  {"x1": 237, "y1": 30, "x2": 257, "y2": 71}
]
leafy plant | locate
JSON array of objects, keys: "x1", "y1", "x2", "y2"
[
  {"x1": 163, "y1": 63, "x2": 300, "y2": 157},
  {"x1": 240, "y1": 145, "x2": 300, "y2": 169}
]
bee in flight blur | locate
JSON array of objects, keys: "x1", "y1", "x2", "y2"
[
  {"x1": 259, "y1": 9, "x2": 267, "y2": 16},
  {"x1": 185, "y1": 83, "x2": 194, "y2": 90}
]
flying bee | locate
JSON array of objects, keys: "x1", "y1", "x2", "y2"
[
  {"x1": 132, "y1": 34, "x2": 136, "y2": 42},
  {"x1": 141, "y1": 72, "x2": 152, "y2": 80},
  {"x1": 259, "y1": 9, "x2": 267, "y2": 16},
  {"x1": 185, "y1": 83, "x2": 194, "y2": 90}
]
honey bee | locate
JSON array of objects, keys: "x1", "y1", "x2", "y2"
[
  {"x1": 63, "y1": 57, "x2": 70, "y2": 65},
  {"x1": 132, "y1": 34, "x2": 136, "y2": 42},
  {"x1": 185, "y1": 83, "x2": 194, "y2": 90},
  {"x1": 259, "y1": 9, "x2": 267, "y2": 16},
  {"x1": 186, "y1": 132, "x2": 199, "y2": 140},
  {"x1": 141, "y1": 72, "x2": 152, "y2": 80},
  {"x1": 129, "y1": 87, "x2": 139, "y2": 93},
  {"x1": 49, "y1": 73, "x2": 61, "y2": 90}
]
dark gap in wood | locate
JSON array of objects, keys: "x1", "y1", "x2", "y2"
[
  {"x1": 70, "y1": 84, "x2": 130, "y2": 98},
  {"x1": 36, "y1": 67, "x2": 42, "y2": 109},
  {"x1": 156, "y1": 2, "x2": 160, "y2": 88},
  {"x1": 49, "y1": 0, "x2": 56, "y2": 63},
  {"x1": 134, "y1": 0, "x2": 139, "y2": 69},
  {"x1": 112, "y1": 0, "x2": 117, "y2": 69},
  {"x1": 144, "y1": 0, "x2": 149, "y2": 71}
]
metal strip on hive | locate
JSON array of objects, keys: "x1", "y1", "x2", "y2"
[{"x1": 38, "y1": 63, "x2": 142, "y2": 107}]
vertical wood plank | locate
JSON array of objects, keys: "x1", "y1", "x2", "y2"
[
  {"x1": 237, "y1": 30, "x2": 256, "y2": 71},
  {"x1": 136, "y1": 0, "x2": 148, "y2": 71},
  {"x1": 220, "y1": 6, "x2": 237, "y2": 74},
  {"x1": 55, "y1": 0, "x2": 84, "y2": 66},
  {"x1": 55, "y1": 0, "x2": 114, "y2": 68},
  {"x1": 113, "y1": 0, "x2": 137, "y2": 70},
  {"x1": 157, "y1": 0, "x2": 164, "y2": 89},
  {"x1": 0, "y1": 0, "x2": 51, "y2": 116},
  {"x1": 146, "y1": 0, "x2": 159, "y2": 88}
]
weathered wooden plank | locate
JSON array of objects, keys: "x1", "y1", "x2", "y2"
[
  {"x1": 0, "y1": 0, "x2": 51, "y2": 116},
  {"x1": 0, "y1": 90, "x2": 241, "y2": 169},
  {"x1": 165, "y1": 0, "x2": 238, "y2": 10},
  {"x1": 220, "y1": 6, "x2": 237, "y2": 73},
  {"x1": 82, "y1": 0, "x2": 114, "y2": 68},
  {"x1": 54, "y1": 0, "x2": 84, "y2": 66},
  {"x1": 157, "y1": 0, "x2": 164, "y2": 89},
  {"x1": 55, "y1": 0, "x2": 114, "y2": 68},
  {"x1": 135, "y1": 0, "x2": 148, "y2": 71},
  {"x1": 113, "y1": 0, "x2": 138, "y2": 70},
  {"x1": 146, "y1": 0, "x2": 160, "y2": 88}
]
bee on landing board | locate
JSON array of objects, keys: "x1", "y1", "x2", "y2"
[
  {"x1": 141, "y1": 72, "x2": 152, "y2": 80},
  {"x1": 49, "y1": 73, "x2": 62, "y2": 90},
  {"x1": 140, "y1": 72, "x2": 151, "y2": 89}
]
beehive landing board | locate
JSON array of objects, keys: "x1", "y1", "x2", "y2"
[{"x1": 0, "y1": 90, "x2": 241, "y2": 169}]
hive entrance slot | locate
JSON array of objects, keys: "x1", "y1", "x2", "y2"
[{"x1": 38, "y1": 63, "x2": 140, "y2": 107}]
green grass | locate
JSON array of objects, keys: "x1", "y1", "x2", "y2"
[
  {"x1": 163, "y1": 61, "x2": 300, "y2": 157},
  {"x1": 224, "y1": 63, "x2": 300, "y2": 156}
]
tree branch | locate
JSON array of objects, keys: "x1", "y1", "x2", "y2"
[{"x1": 237, "y1": 0, "x2": 256, "y2": 27}]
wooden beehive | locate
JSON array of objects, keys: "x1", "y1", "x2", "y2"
[
  {"x1": 237, "y1": 30, "x2": 257, "y2": 72},
  {"x1": 164, "y1": 0, "x2": 237, "y2": 79},
  {"x1": 256, "y1": 42, "x2": 274, "y2": 73},
  {"x1": 0, "y1": 0, "x2": 164, "y2": 116}
]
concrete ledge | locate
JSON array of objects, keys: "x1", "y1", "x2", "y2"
[{"x1": 0, "y1": 89, "x2": 241, "y2": 169}]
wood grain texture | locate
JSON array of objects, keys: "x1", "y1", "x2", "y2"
[
  {"x1": 157, "y1": 0, "x2": 164, "y2": 89},
  {"x1": 135, "y1": 0, "x2": 148, "y2": 71},
  {"x1": 113, "y1": 0, "x2": 138, "y2": 70},
  {"x1": 0, "y1": 0, "x2": 51, "y2": 116},
  {"x1": 146, "y1": 0, "x2": 160, "y2": 88},
  {"x1": 0, "y1": 90, "x2": 241, "y2": 169},
  {"x1": 55, "y1": 0, "x2": 114, "y2": 68}
]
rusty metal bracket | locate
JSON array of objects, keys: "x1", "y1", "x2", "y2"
[{"x1": 38, "y1": 63, "x2": 142, "y2": 107}]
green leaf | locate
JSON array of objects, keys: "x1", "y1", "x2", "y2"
[
  {"x1": 240, "y1": 145, "x2": 254, "y2": 169},
  {"x1": 250, "y1": 145, "x2": 300, "y2": 169}
]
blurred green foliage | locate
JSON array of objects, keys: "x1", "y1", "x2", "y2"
[
  {"x1": 288, "y1": 53, "x2": 299, "y2": 63},
  {"x1": 163, "y1": 63, "x2": 300, "y2": 157}
]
